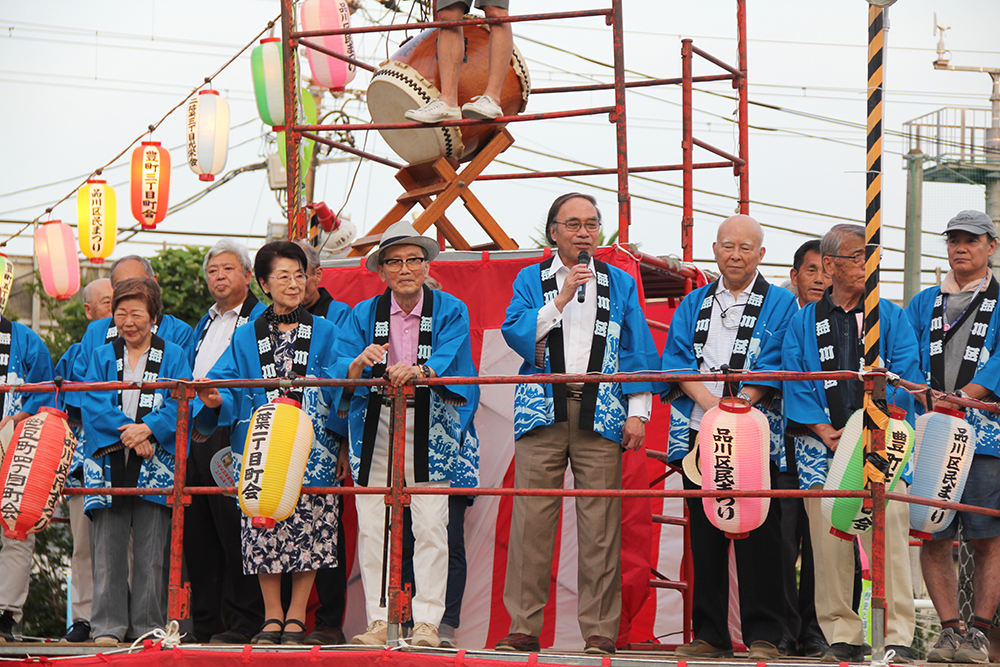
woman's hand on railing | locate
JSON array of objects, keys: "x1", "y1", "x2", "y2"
[{"x1": 195, "y1": 381, "x2": 222, "y2": 409}]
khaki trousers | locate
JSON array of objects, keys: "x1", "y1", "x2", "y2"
[
  {"x1": 804, "y1": 485, "x2": 915, "y2": 647},
  {"x1": 504, "y1": 399, "x2": 622, "y2": 640}
]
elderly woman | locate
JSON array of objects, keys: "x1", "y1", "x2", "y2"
[
  {"x1": 196, "y1": 241, "x2": 348, "y2": 646},
  {"x1": 81, "y1": 277, "x2": 191, "y2": 645}
]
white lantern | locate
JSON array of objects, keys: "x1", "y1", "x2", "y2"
[
  {"x1": 186, "y1": 90, "x2": 230, "y2": 182},
  {"x1": 910, "y1": 406, "x2": 976, "y2": 540}
]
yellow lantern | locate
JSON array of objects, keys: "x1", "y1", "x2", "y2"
[
  {"x1": 77, "y1": 180, "x2": 116, "y2": 264},
  {"x1": 0, "y1": 254, "x2": 13, "y2": 315},
  {"x1": 238, "y1": 398, "x2": 314, "y2": 529}
]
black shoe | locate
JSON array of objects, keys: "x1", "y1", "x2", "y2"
[
  {"x1": 0, "y1": 610, "x2": 15, "y2": 642},
  {"x1": 60, "y1": 620, "x2": 91, "y2": 643},
  {"x1": 209, "y1": 629, "x2": 253, "y2": 645},
  {"x1": 886, "y1": 645, "x2": 915, "y2": 664},
  {"x1": 304, "y1": 623, "x2": 346, "y2": 645},
  {"x1": 800, "y1": 636, "x2": 830, "y2": 658},
  {"x1": 777, "y1": 637, "x2": 796, "y2": 656},
  {"x1": 821, "y1": 642, "x2": 866, "y2": 663}
]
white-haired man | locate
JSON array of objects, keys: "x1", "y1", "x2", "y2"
[{"x1": 186, "y1": 240, "x2": 267, "y2": 644}]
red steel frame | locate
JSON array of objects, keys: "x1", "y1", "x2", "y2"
[{"x1": 277, "y1": 1, "x2": 749, "y2": 643}]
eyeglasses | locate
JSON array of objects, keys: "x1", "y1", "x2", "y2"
[
  {"x1": 827, "y1": 250, "x2": 866, "y2": 265},
  {"x1": 556, "y1": 218, "x2": 602, "y2": 233},
  {"x1": 269, "y1": 272, "x2": 307, "y2": 285},
  {"x1": 381, "y1": 257, "x2": 426, "y2": 271}
]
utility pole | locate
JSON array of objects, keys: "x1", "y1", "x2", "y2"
[{"x1": 903, "y1": 149, "x2": 923, "y2": 305}]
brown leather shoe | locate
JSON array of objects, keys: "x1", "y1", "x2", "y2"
[
  {"x1": 584, "y1": 635, "x2": 616, "y2": 655},
  {"x1": 747, "y1": 640, "x2": 780, "y2": 661},
  {"x1": 675, "y1": 639, "x2": 735, "y2": 659},
  {"x1": 496, "y1": 633, "x2": 541, "y2": 652}
]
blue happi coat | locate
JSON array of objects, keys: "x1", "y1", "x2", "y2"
[
  {"x1": 907, "y1": 285, "x2": 1000, "y2": 458},
  {"x1": 783, "y1": 297, "x2": 921, "y2": 489},
  {"x1": 660, "y1": 278, "x2": 799, "y2": 465},
  {"x1": 80, "y1": 339, "x2": 191, "y2": 512},
  {"x1": 502, "y1": 261, "x2": 659, "y2": 445},
  {"x1": 55, "y1": 342, "x2": 86, "y2": 486},
  {"x1": 197, "y1": 314, "x2": 346, "y2": 488},
  {"x1": 340, "y1": 290, "x2": 480, "y2": 486},
  {"x1": 189, "y1": 299, "x2": 268, "y2": 370},
  {"x1": 67, "y1": 314, "x2": 195, "y2": 409},
  {"x1": 1, "y1": 318, "x2": 55, "y2": 419}
]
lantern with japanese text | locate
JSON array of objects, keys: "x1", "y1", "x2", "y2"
[
  {"x1": 186, "y1": 90, "x2": 229, "y2": 182},
  {"x1": 300, "y1": 0, "x2": 357, "y2": 91},
  {"x1": 0, "y1": 254, "x2": 13, "y2": 315},
  {"x1": 34, "y1": 220, "x2": 80, "y2": 301},
  {"x1": 130, "y1": 141, "x2": 171, "y2": 230},
  {"x1": 277, "y1": 89, "x2": 317, "y2": 187},
  {"x1": 822, "y1": 407, "x2": 914, "y2": 538},
  {"x1": 251, "y1": 38, "x2": 285, "y2": 129},
  {"x1": 0, "y1": 408, "x2": 77, "y2": 541},
  {"x1": 77, "y1": 179, "x2": 116, "y2": 264},
  {"x1": 909, "y1": 406, "x2": 976, "y2": 540},
  {"x1": 698, "y1": 397, "x2": 770, "y2": 539},
  {"x1": 238, "y1": 398, "x2": 314, "y2": 529}
]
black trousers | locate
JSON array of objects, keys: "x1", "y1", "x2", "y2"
[
  {"x1": 402, "y1": 495, "x2": 471, "y2": 628},
  {"x1": 312, "y1": 518, "x2": 348, "y2": 629},
  {"x1": 775, "y1": 468, "x2": 824, "y2": 646},
  {"x1": 184, "y1": 428, "x2": 264, "y2": 640},
  {"x1": 685, "y1": 431, "x2": 785, "y2": 649}
]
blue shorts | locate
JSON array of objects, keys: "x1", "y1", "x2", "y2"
[{"x1": 932, "y1": 454, "x2": 1000, "y2": 541}]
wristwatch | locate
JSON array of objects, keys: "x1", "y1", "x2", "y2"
[
  {"x1": 737, "y1": 391, "x2": 751, "y2": 403},
  {"x1": 636, "y1": 415, "x2": 649, "y2": 423}
]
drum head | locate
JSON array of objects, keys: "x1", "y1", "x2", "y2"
[{"x1": 368, "y1": 60, "x2": 465, "y2": 164}]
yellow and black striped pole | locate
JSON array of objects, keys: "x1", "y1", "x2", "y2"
[{"x1": 863, "y1": 3, "x2": 890, "y2": 662}]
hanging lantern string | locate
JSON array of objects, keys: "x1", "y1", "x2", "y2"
[{"x1": 0, "y1": 14, "x2": 280, "y2": 249}]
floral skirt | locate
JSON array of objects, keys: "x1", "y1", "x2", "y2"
[{"x1": 240, "y1": 490, "x2": 340, "y2": 574}]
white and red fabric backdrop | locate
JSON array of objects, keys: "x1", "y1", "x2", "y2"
[{"x1": 317, "y1": 246, "x2": 697, "y2": 649}]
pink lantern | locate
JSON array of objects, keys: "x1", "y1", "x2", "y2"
[
  {"x1": 300, "y1": 0, "x2": 357, "y2": 91},
  {"x1": 0, "y1": 408, "x2": 77, "y2": 541},
  {"x1": 34, "y1": 220, "x2": 80, "y2": 301},
  {"x1": 698, "y1": 397, "x2": 771, "y2": 539}
]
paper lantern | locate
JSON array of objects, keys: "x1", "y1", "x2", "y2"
[
  {"x1": 822, "y1": 407, "x2": 914, "y2": 538},
  {"x1": 77, "y1": 179, "x2": 117, "y2": 264},
  {"x1": 34, "y1": 220, "x2": 80, "y2": 301},
  {"x1": 238, "y1": 398, "x2": 314, "y2": 529},
  {"x1": 277, "y1": 89, "x2": 318, "y2": 187},
  {"x1": 130, "y1": 141, "x2": 171, "y2": 230},
  {"x1": 300, "y1": 0, "x2": 357, "y2": 91},
  {"x1": 0, "y1": 408, "x2": 77, "y2": 541},
  {"x1": 186, "y1": 90, "x2": 229, "y2": 182},
  {"x1": 251, "y1": 38, "x2": 285, "y2": 129},
  {"x1": 0, "y1": 254, "x2": 14, "y2": 315},
  {"x1": 909, "y1": 406, "x2": 976, "y2": 540},
  {"x1": 698, "y1": 397, "x2": 771, "y2": 539}
]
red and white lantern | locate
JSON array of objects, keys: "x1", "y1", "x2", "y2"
[
  {"x1": 130, "y1": 141, "x2": 171, "y2": 229},
  {"x1": 910, "y1": 406, "x2": 977, "y2": 540},
  {"x1": 698, "y1": 397, "x2": 771, "y2": 539},
  {"x1": 238, "y1": 398, "x2": 314, "y2": 529},
  {"x1": 34, "y1": 220, "x2": 80, "y2": 301},
  {"x1": 0, "y1": 408, "x2": 77, "y2": 541},
  {"x1": 300, "y1": 0, "x2": 357, "y2": 91}
]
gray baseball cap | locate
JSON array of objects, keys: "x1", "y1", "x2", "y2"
[{"x1": 944, "y1": 210, "x2": 996, "y2": 239}]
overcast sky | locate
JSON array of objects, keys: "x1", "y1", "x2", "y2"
[{"x1": 2, "y1": 0, "x2": 998, "y2": 299}]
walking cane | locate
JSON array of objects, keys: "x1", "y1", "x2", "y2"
[{"x1": 379, "y1": 390, "x2": 395, "y2": 609}]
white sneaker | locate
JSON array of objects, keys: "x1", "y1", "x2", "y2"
[
  {"x1": 351, "y1": 620, "x2": 388, "y2": 646},
  {"x1": 411, "y1": 622, "x2": 440, "y2": 647},
  {"x1": 461, "y1": 95, "x2": 502, "y2": 120},
  {"x1": 404, "y1": 99, "x2": 461, "y2": 124}
]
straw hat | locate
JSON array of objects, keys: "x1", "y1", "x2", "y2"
[
  {"x1": 365, "y1": 221, "x2": 440, "y2": 272},
  {"x1": 682, "y1": 442, "x2": 702, "y2": 486}
]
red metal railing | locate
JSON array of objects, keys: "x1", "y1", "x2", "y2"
[{"x1": 14, "y1": 367, "x2": 1000, "y2": 649}]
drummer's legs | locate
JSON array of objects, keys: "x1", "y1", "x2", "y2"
[
  {"x1": 481, "y1": 5, "x2": 511, "y2": 103},
  {"x1": 435, "y1": 2, "x2": 467, "y2": 107}
]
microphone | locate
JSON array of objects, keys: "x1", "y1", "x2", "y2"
[{"x1": 577, "y1": 250, "x2": 590, "y2": 303}]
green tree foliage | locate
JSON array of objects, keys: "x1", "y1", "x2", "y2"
[{"x1": 149, "y1": 246, "x2": 215, "y2": 327}]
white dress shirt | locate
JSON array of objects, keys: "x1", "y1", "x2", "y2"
[
  {"x1": 690, "y1": 274, "x2": 757, "y2": 431},
  {"x1": 192, "y1": 301, "x2": 245, "y2": 378},
  {"x1": 535, "y1": 253, "x2": 652, "y2": 420}
]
